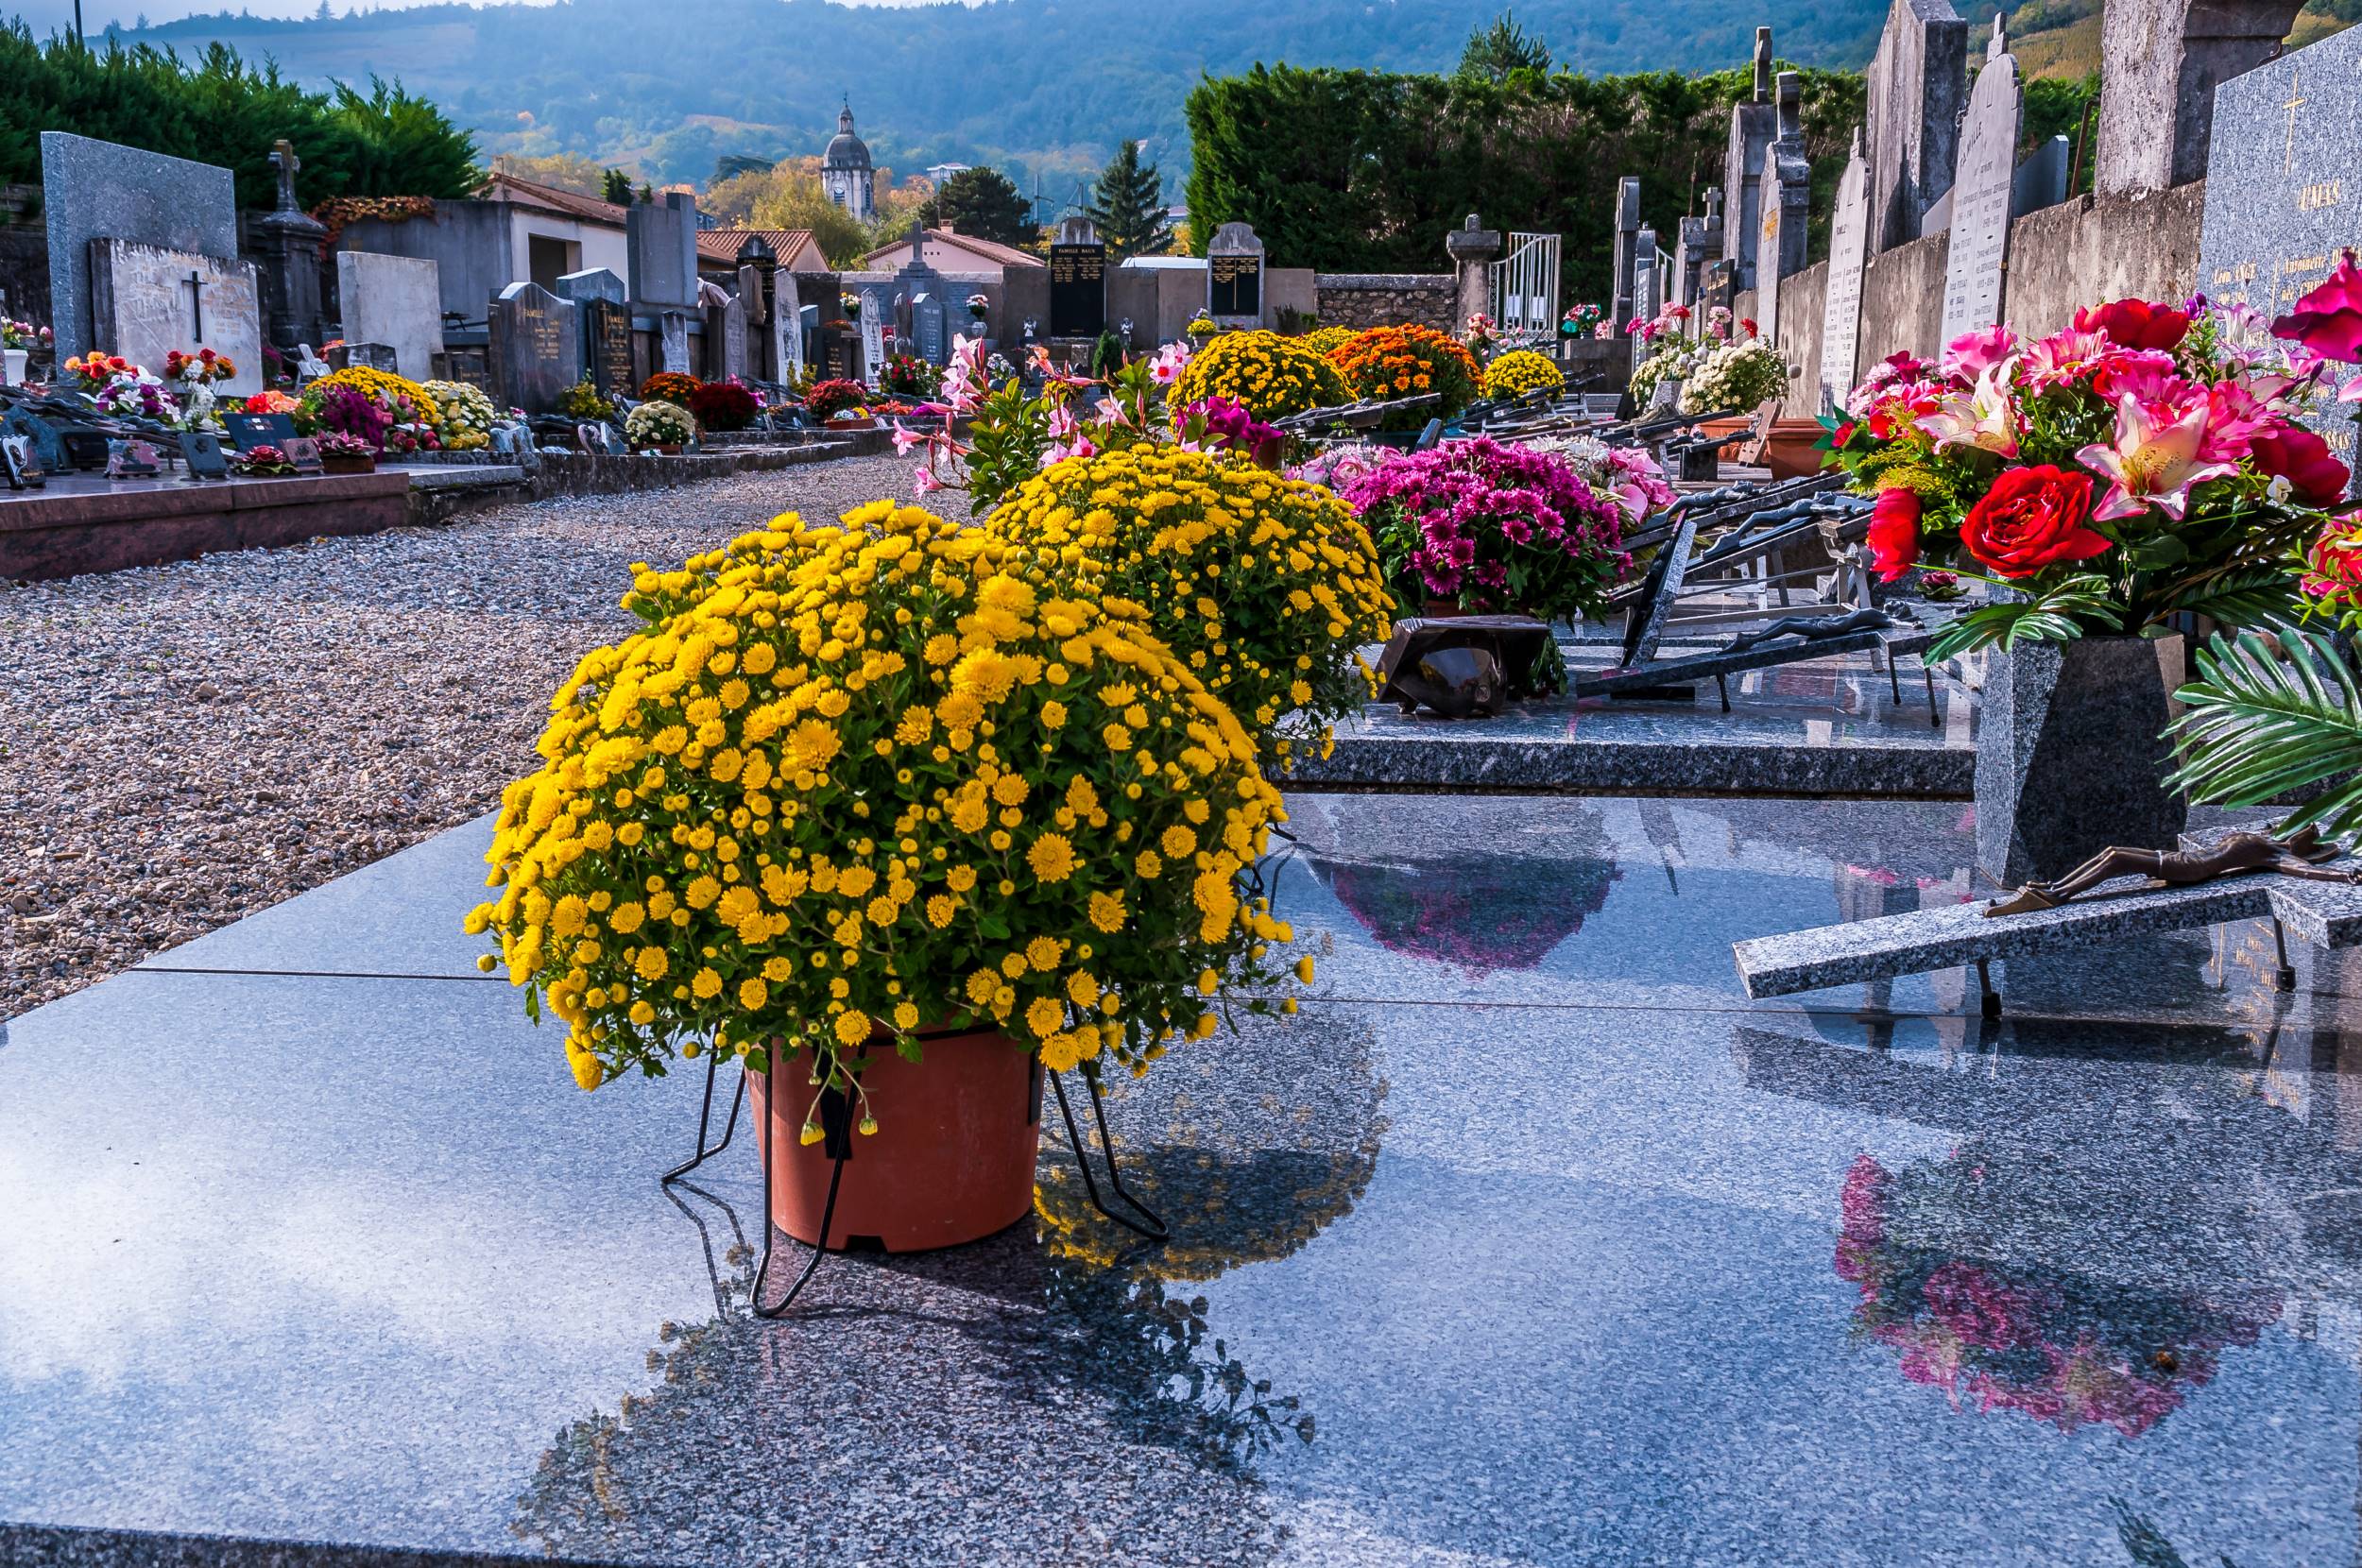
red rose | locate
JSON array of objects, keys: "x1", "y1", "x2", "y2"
[
  {"x1": 2251, "y1": 421, "x2": 2352, "y2": 505},
  {"x1": 1868, "y1": 486, "x2": 1923, "y2": 581},
  {"x1": 2273, "y1": 248, "x2": 2362, "y2": 363},
  {"x1": 1959, "y1": 465, "x2": 2111, "y2": 577},
  {"x1": 2073, "y1": 298, "x2": 2190, "y2": 352}
]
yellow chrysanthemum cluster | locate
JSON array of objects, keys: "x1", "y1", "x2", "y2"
[
  {"x1": 987, "y1": 447, "x2": 1397, "y2": 769},
  {"x1": 311, "y1": 365, "x2": 441, "y2": 424},
  {"x1": 1326, "y1": 324, "x2": 1481, "y2": 421},
  {"x1": 1481, "y1": 349, "x2": 1566, "y2": 400},
  {"x1": 1171, "y1": 330, "x2": 1348, "y2": 423},
  {"x1": 1298, "y1": 325, "x2": 1355, "y2": 358},
  {"x1": 469, "y1": 501, "x2": 1304, "y2": 1110}
]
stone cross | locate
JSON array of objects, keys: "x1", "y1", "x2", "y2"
[
  {"x1": 1703, "y1": 185, "x2": 1723, "y2": 225},
  {"x1": 907, "y1": 218, "x2": 927, "y2": 266},
  {"x1": 1754, "y1": 26, "x2": 1772, "y2": 101},
  {"x1": 269, "y1": 139, "x2": 300, "y2": 214}
]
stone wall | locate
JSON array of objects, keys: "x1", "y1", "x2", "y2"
[
  {"x1": 0, "y1": 225, "x2": 50, "y2": 326},
  {"x1": 1313, "y1": 273, "x2": 1456, "y2": 332},
  {"x1": 1766, "y1": 179, "x2": 2210, "y2": 408}
]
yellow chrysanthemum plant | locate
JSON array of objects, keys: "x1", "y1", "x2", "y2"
[
  {"x1": 987, "y1": 447, "x2": 1398, "y2": 771},
  {"x1": 1169, "y1": 330, "x2": 1348, "y2": 424},
  {"x1": 468, "y1": 500, "x2": 1310, "y2": 1137},
  {"x1": 1481, "y1": 349, "x2": 1566, "y2": 401}
]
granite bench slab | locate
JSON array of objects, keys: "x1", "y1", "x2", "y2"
[{"x1": 1735, "y1": 861, "x2": 2362, "y2": 1001}]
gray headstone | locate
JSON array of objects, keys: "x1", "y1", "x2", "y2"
[
  {"x1": 1673, "y1": 193, "x2": 1721, "y2": 310},
  {"x1": 712, "y1": 291, "x2": 749, "y2": 381},
  {"x1": 1819, "y1": 128, "x2": 1873, "y2": 415},
  {"x1": 487, "y1": 281, "x2": 581, "y2": 415},
  {"x1": 657, "y1": 310, "x2": 691, "y2": 376},
  {"x1": 910, "y1": 294, "x2": 949, "y2": 366},
  {"x1": 858, "y1": 285, "x2": 890, "y2": 378},
  {"x1": 554, "y1": 267, "x2": 627, "y2": 308},
  {"x1": 1610, "y1": 178, "x2": 1643, "y2": 330},
  {"x1": 1939, "y1": 19, "x2": 2023, "y2": 345},
  {"x1": 1863, "y1": 0, "x2": 1970, "y2": 253},
  {"x1": 777, "y1": 272, "x2": 805, "y2": 377},
  {"x1": 42, "y1": 132, "x2": 248, "y2": 380},
  {"x1": 2097, "y1": 0, "x2": 2306, "y2": 196},
  {"x1": 335, "y1": 251, "x2": 444, "y2": 381},
  {"x1": 626, "y1": 192, "x2": 700, "y2": 309},
  {"x1": 581, "y1": 298, "x2": 632, "y2": 398},
  {"x1": 1721, "y1": 32, "x2": 1778, "y2": 291},
  {"x1": 1632, "y1": 226, "x2": 1661, "y2": 323},
  {"x1": 2011, "y1": 134, "x2": 2071, "y2": 217},
  {"x1": 1207, "y1": 221, "x2": 1265, "y2": 326},
  {"x1": 2198, "y1": 22, "x2": 2362, "y2": 454},
  {"x1": 332, "y1": 342, "x2": 400, "y2": 373},
  {"x1": 86, "y1": 238, "x2": 263, "y2": 397},
  {"x1": 1753, "y1": 75, "x2": 1811, "y2": 353}
]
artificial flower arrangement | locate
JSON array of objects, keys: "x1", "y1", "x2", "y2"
[
  {"x1": 310, "y1": 383, "x2": 392, "y2": 448},
  {"x1": 1326, "y1": 323, "x2": 1481, "y2": 428},
  {"x1": 163, "y1": 347, "x2": 235, "y2": 384},
  {"x1": 1677, "y1": 336, "x2": 1787, "y2": 417},
  {"x1": 803, "y1": 378, "x2": 870, "y2": 422},
  {"x1": 243, "y1": 390, "x2": 300, "y2": 416},
  {"x1": 877, "y1": 353, "x2": 941, "y2": 400},
  {"x1": 1561, "y1": 302, "x2": 1605, "y2": 339},
  {"x1": 1463, "y1": 312, "x2": 1498, "y2": 359},
  {"x1": 2, "y1": 318, "x2": 50, "y2": 349},
  {"x1": 1623, "y1": 302, "x2": 1712, "y2": 407},
  {"x1": 557, "y1": 381, "x2": 616, "y2": 422},
  {"x1": 62, "y1": 352, "x2": 136, "y2": 391},
  {"x1": 1172, "y1": 329, "x2": 1346, "y2": 424},
  {"x1": 92, "y1": 368, "x2": 177, "y2": 422},
  {"x1": 967, "y1": 292, "x2": 991, "y2": 321},
  {"x1": 1519, "y1": 432, "x2": 1681, "y2": 532},
  {"x1": 316, "y1": 431, "x2": 378, "y2": 471},
  {"x1": 839, "y1": 290, "x2": 863, "y2": 321},
  {"x1": 625, "y1": 400, "x2": 696, "y2": 450},
  {"x1": 1829, "y1": 296, "x2": 2348, "y2": 657},
  {"x1": 1185, "y1": 314, "x2": 1220, "y2": 341},
  {"x1": 986, "y1": 445, "x2": 1397, "y2": 767},
  {"x1": 640, "y1": 371, "x2": 700, "y2": 407},
  {"x1": 384, "y1": 421, "x2": 444, "y2": 456},
  {"x1": 469, "y1": 501, "x2": 1305, "y2": 1111},
  {"x1": 1340, "y1": 436, "x2": 1632, "y2": 646},
  {"x1": 687, "y1": 378, "x2": 760, "y2": 432},
  {"x1": 423, "y1": 379, "x2": 498, "y2": 451},
  {"x1": 229, "y1": 443, "x2": 297, "y2": 477},
  {"x1": 1481, "y1": 349, "x2": 1565, "y2": 401}
]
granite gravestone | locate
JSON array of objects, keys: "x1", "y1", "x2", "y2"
[
  {"x1": 556, "y1": 268, "x2": 633, "y2": 398},
  {"x1": 858, "y1": 284, "x2": 891, "y2": 379},
  {"x1": 1722, "y1": 29, "x2": 1777, "y2": 291},
  {"x1": 657, "y1": 311, "x2": 692, "y2": 376},
  {"x1": 1753, "y1": 75, "x2": 1812, "y2": 355},
  {"x1": 626, "y1": 193, "x2": 700, "y2": 310},
  {"x1": 86, "y1": 238, "x2": 264, "y2": 398},
  {"x1": 2198, "y1": 22, "x2": 2362, "y2": 457},
  {"x1": 2097, "y1": 0, "x2": 2307, "y2": 196},
  {"x1": 253, "y1": 139, "x2": 328, "y2": 356},
  {"x1": 336, "y1": 251, "x2": 444, "y2": 380},
  {"x1": 711, "y1": 290, "x2": 749, "y2": 382},
  {"x1": 1049, "y1": 217, "x2": 1107, "y2": 339},
  {"x1": 2011, "y1": 134, "x2": 2070, "y2": 216},
  {"x1": 1632, "y1": 227, "x2": 1661, "y2": 324},
  {"x1": 1863, "y1": 0, "x2": 1970, "y2": 253},
  {"x1": 1819, "y1": 128, "x2": 1873, "y2": 415},
  {"x1": 43, "y1": 132, "x2": 249, "y2": 382},
  {"x1": 1611, "y1": 178, "x2": 1643, "y2": 329},
  {"x1": 776, "y1": 271, "x2": 805, "y2": 378},
  {"x1": 1674, "y1": 188, "x2": 1722, "y2": 309},
  {"x1": 1698, "y1": 261, "x2": 1737, "y2": 317},
  {"x1": 487, "y1": 281, "x2": 582, "y2": 415},
  {"x1": 1938, "y1": 18, "x2": 2024, "y2": 345},
  {"x1": 1207, "y1": 222, "x2": 1265, "y2": 325}
]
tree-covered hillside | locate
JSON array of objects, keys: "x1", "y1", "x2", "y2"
[{"x1": 123, "y1": 0, "x2": 1894, "y2": 191}]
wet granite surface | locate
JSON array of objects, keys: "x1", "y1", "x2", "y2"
[
  {"x1": 9, "y1": 794, "x2": 2362, "y2": 1566},
  {"x1": 1291, "y1": 644, "x2": 1975, "y2": 795}
]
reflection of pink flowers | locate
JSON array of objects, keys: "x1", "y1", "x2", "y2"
[{"x1": 1318, "y1": 846, "x2": 1619, "y2": 977}]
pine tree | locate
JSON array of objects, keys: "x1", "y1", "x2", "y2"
[
  {"x1": 1084, "y1": 140, "x2": 1172, "y2": 261},
  {"x1": 1459, "y1": 10, "x2": 1550, "y2": 82},
  {"x1": 601, "y1": 167, "x2": 631, "y2": 204},
  {"x1": 919, "y1": 166, "x2": 1034, "y2": 247},
  {"x1": 313, "y1": 0, "x2": 333, "y2": 20},
  {"x1": 637, "y1": 181, "x2": 655, "y2": 204}
]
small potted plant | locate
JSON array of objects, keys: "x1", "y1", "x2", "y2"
[
  {"x1": 686, "y1": 378, "x2": 759, "y2": 432},
  {"x1": 638, "y1": 371, "x2": 700, "y2": 407},
  {"x1": 229, "y1": 443, "x2": 298, "y2": 478},
  {"x1": 317, "y1": 431, "x2": 378, "y2": 474},
  {"x1": 625, "y1": 399, "x2": 696, "y2": 453},
  {"x1": 804, "y1": 377, "x2": 871, "y2": 427},
  {"x1": 557, "y1": 380, "x2": 615, "y2": 422}
]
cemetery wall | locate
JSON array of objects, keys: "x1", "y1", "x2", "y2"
[
  {"x1": 1772, "y1": 258, "x2": 1829, "y2": 419},
  {"x1": 1313, "y1": 273, "x2": 1455, "y2": 332},
  {"x1": 0, "y1": 225, "x2": 48, "y2": 324}
]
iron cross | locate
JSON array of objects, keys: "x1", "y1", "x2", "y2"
[{"x1": 183, "y1": 269, "x2": 206, "y2": 341}]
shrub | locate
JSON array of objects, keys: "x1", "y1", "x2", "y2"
[
  {"x1": 687, "y1": 379, "x2": 759, "y2": 431},
  {"x1": 803, "y1": 378, "x2": 869, "y2": 421},
  {"x1": 557, "y1": 381, "x2": 616, "y2": 421}
]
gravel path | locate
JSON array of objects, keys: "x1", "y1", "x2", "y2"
[{"x1": 1, "y1": 455, "x2": 920, "y2": 1017}]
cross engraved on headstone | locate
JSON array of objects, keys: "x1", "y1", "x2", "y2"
[
  {"x1": 2283, "y1": 66, "x2": 2306, "y2": 173},
  {"x1": 184, "y1": 269, "x2": 206, "y2": 340},
  {"x1": 269, "y1": 139, "x2": 300, "y2": 213}
]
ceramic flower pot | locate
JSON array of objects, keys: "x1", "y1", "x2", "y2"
[
  {"x1": 1759, "y1": 418, "x2": 1829, "y2": 480},
  {"x1": 3, "y1": 349, "x2": 26, "y2": 385},
  {"x1": 746, "y1": 1024, "x2": 1041, "y2": 1253},
  {"x1": 1976, "y1": 632, "x2": 2188, "y2": 887},
  {"x1": 825, "y1": 416, "x2": 872, "y2": 431},
  {"x1": 656, "y1": 442, "x2": 683, "y2": 455}
]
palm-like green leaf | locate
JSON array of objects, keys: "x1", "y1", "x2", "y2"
[
  {"x1": 2166, "y1": 563, "x2": 2302, "y2": 629},
  {"x1": 1926, "y1": 574, "x2": 2120, "y2": 661},
  {"x1": 2165, "y1": 629, "x2": 2362, "y2": 849}
]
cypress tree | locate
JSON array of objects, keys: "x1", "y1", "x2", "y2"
[
  {"x1": 601, "y1": 167, "x2": 631, "y2": 204},
  {"x1": 1084, "y1": 140, "x2": 1172, "y2": 261}
]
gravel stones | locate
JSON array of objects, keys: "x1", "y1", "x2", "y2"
[{"x1": 0, "y1": 456, "x2": 920, "y2": 1016}]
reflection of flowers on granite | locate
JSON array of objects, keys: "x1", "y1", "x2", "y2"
[
  {"x1": 1315, "y1": 846, "x2": 1618, "y2": 976},
  {"x1": 1835, "y1": 1152, "x2": 2281, "y2": 1438}
]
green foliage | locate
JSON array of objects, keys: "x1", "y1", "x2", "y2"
[
  {"x1": 1085, "y1": 139, "x2": 1172, "y2": 260},
  {"x1": 600, "y1": 166, "x2": 632, "y2": 204},
  {"x1": 1182, "y1": 60, "x2": 1863, "y2": 298},
  {"x1": 2020, "y1": 73, "x2": 2098, "y2": 196},
  {"x1": 1925, "y1": 573, "x2": 2124, "y2": 660},
  {"x1": 920, "y1": 165, "x2": 1035, "y2": 247},
  {"x1": 2166, "y1": 629, "x2": 2362, "y2": 850},
  {"x1": 0, "y1": 25, "x2": 477, "y2": 204},
  {"x1": 1458, "y1": 9, "x2": 1551, "y2": 82}
]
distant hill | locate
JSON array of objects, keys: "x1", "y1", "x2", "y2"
[{"x1": 123, "y1": 0, "x2": 1894, "y2": 193}]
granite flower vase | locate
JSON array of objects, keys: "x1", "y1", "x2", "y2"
[
  {"x1": 746, "y1": 1025, "x2": 1041, "y2": 1253},
  {"x1": 1976, "y1": 633, "x2": 2188, "y2": 888}
]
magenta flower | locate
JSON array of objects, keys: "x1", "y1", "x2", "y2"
[
  {"x1": 1916, "y1": 366, "x2": 2020, "y2": 459},
  {"x1": 2077, "y1": 392, "x2": 2239, "y2": 520},
  {"x1": 2273, "y1": 248, "x2": 2362, "y2": 362},
  {"x1": 1939, "y1": 323, "x2": 2018, "y2": 382}
]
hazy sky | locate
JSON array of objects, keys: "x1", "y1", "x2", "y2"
[{"x1": 7, "y1": 0, "x2": 950, "y2": 40}]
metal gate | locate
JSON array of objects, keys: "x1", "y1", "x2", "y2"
[{"x1": 1489, "y1": 231, "x2": 1561, "y2": 350}]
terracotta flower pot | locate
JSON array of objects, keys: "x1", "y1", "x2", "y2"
[
  {"x1": 1759, "y1": 418, "x2": 1830, "y2": 480},
  {"x1": 656, "y1": 442, "x2": 683, "y2": 455},
  {"x1": 320, "y1": 452, "x2": 376, "y2": 475},
  {"x1": 825, "y1": 416, "x2": 872, "y2": 431},
  {"x1": 746, "y1": 1024, "x2": 1041, "y2": 1253},
  {"x1": 1696, "y1": 414, "x2": 1753, "y2": 445}
]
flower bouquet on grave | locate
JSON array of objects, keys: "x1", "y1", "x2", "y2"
[
  {"x1": 966, "y1": 292, "x2": 991, "y2": 322},
  {"x1": 62, "y1": 352, "x2": 136, "y2": 393},
  {"x1": 1825, "y1": 297, "x2": 2348, "y2": 660},
  {"x1": 1481, "y1": 349, "x2": 1565, "y2": 401},
  {"x1": 243, "y1": 390, "x2": 300, "y2": 417},
  {"x1": 1326, "y1": 323, "x2": 1481, "y2": 431},
  {"x1": 1561, "y1": 302, "x2": 1604, "y2": 340},
  {"x1": 317, "y1": 431, "x2": 378, "y2": 474},
  {"x1": 839, "y1": 291, "x2": 862, "y2": 321},
  {"x1": 92, "y1": 369, "x2": 178, "y2": 423},
  {"x1": 802, "y1": 377, "x2": 870, "y2": 423},
  {"x1": 1623, "y1": 304, "x2": 1714, "y2": 411},
  {"x1": 686, "y1": 378, "x2": 758, "y2": 432},
  {"x1": 425, "y1": 380, "x2": 497, "y2": 451},
  {"x1": 624, "y1": 399, "x2": 696, "y2": 452},
  {"x1": 310, "y1": 383, "x2": 391, "y2": 450},
  {"x1": 229, "y1": 443, "x2": 297, "y2": 477},
  {"x1": 1678, "y1": 337, "x2": 1785, "y2": 417},
  {"x1": 876, "y1": 353, "x2": 940, "y2": 400},
  {"x1": 1462, "y1": 312, "x2": 1498, "y2": 360},
  {"x1": 1835, "y1": 1150, "x2": 2282, "y2": 1438},
  {"x1": 384, "y1": 421, "x2": 441, "y2": 455},
  {"x1": 638, "y1": 371, "x2": 699, "y2": 408},
  {"x1": 2, "y1": 319, "x2": 49, "y2": 350},
  {"x1": 1517, "y1": 432, "x2": 1678, "y2": 532},
  {"x1": 471, "y1": 502, "x2": 1309, "y2": 1250}
]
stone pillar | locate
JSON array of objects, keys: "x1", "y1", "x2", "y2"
[
  {"x1": 2095, "y1": 0, "x2": 2306, "y2": 195},
  {"x1": 1723, "y1": 28, "x2": 1778, "y2": 290},
  {"x1": 1610, "y1": 178, "x2": 1642, "y2": 333},
  {"x1": 1444, "y1": 213, "x2": 1502, "y2": 333},
  {"x1": 251, "y1": 138, "x2": 327, "y2": 355}
]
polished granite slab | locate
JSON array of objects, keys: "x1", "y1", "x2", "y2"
[
  {"x1": 1291, "y1": 643, "x2": 1975, "y2": 796},
  {"x1": 9, "y1": 793, "x2": 2362, "y2": 1566}
]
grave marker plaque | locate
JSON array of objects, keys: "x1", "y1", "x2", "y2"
[
  {"x1": 487, "y1": 281, "x2": 581, "y2": 416},
  {"x1": 1819, "y1": 129, "x2": 1873, "y2": 414},
  {"x1": 1207, "y1": 221, "x2": 1265, "y2": 324},
  {"x1": 1938, "y1": 20, "x2": 2023, "y2": 345},
  {"x1": 585, "y1": 298, "x2": 633, "y2": 399},
  {"x1": 2199, "y1": 23, "x2": 2362, "y2": 457},
  {"x1": 1050, "y1": 240, "x2": 1107, "y2": 338},
  {"x1": 85, "y1": 237, "x2": 264, "y2": 397}
]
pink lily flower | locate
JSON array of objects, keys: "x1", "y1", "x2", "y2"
[
  {"x1": 2076, "y1": 392, "x2": 2239, "y2": 520},
  {"x1": 1045, "y1": 401, "x2": 1079, "y2": 440},
  {"x1": 913, "y1": 464, "x2": 943, "y2": 495},
  {"x1": 1917, "y1": 366, "x2": 2021, "y2": 459},
  {"x1": 890, "y1": 420, "x2": 924, "y2": 455},
  {"x1": 2018, "y1": 328, "x2": 2114, "y2": 390},
  {"x1": 2199, "y1": 381, "x2": 2274, "y2": 463},
  {"x1": 1149, "y1": 341, "x2": 1191, "y2": 385},
  {"x1": 1939, "y1": 323, "x2": 2018, "y2": 383}
]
